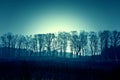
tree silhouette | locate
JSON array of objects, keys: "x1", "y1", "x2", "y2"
[
  {"x1": 57, "y1": 32, "x2": 69, "y2": 57},
  {"x1": 35, "y1": 34, "x2": 45, "y2": 56},
  {"x1": 1, "y1": 34, "x2": 7, "y2": 56},
  {"x1": 0, "y1": 30, "x2": 119, "y2": 60},
  {"x1": 45, "y1": 33, "x2": 55, "y2": 56},
  {"x1": 10, "y1": 34, "x2": 18, "y2": 56},
  {"x1": 51, "y1": 35, "x2": 58, "y2": 56},
  {"x1": 29, "y1": 36, "x2": 37, "y2": 56},
  {"x1": 99, "y1": 31, "x2": 111, "y2": 59},
  {"x1": 89, "y1": 32, "x2": 98, "y2": 56},
  {"x1": 111, "y1": 31, "x2": 120, "y2": 60},
  {"x1": 16, "y1": 35, "x2": 25, "y2": 56},
  {"x1": 23, "y1": 35, "x2": 32, "y2": 56},
  {"x1": 70, "y1": 31, "x2": 83, "y2": 57},
  {"x1": 79, "y1": 31, "x2": 88, "y2": 56}
]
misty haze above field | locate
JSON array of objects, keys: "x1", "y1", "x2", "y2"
[{"x1": 0, "y1": 0, "x2": 120, "y2": 35}]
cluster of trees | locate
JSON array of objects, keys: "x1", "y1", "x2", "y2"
[{"x1": 0, "y1": 30, "x2": 120, "y2": 60}]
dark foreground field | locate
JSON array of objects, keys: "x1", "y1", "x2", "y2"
[{"x1": 0, "y1": 57, "x2": 120, "y2": 80}]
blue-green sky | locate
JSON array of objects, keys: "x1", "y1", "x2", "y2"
[{"x1": 0, "y1": 0, "x2": 120, "y2": 35}]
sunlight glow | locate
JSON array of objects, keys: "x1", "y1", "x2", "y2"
[
  {"x1": 28, "y1": 10, "x2": 87, "y2": 34},
  {"x1": 36, "y1": 14, "x2": 79, "y2": 33}
]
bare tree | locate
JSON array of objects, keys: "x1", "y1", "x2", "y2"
[
  {"x1": 70, "y1": 31, "x2": 82, "y2": 57},
  {"x1": 111, "y1": 31, "x2": 120, "y2": 60},
  {"x1": 0, "y1": 33, "x2": 14, "y2": 56},
  {"x1": 79, "y1": 31, "x2": 88, "y2": 56},
  {"x1": 57, "y1": 32, "x2": 70, "y2": 57},
  {"x1": 112, "y1": 31, "x2": 120, "y2": 48},
  {"x1": 10, "y1": 34, "x2": 18, "y2": 56},
  {"x1": 16, "y1": 35, "x2": 25, "y2": 56},
  {"x1": 23, "y1": 35, "x2": 32, "y2": 56},
  {"x1": 11, "y1": 35, "x2": 18, "y2": 49},
  {"x1": 1, "y1": 34, "x2": 7, "y2": 56},
  {"x1": 35, "y1": 34, "x2": 45, "y2": 56},
  {"x1": 89, "y1": 32, "x2": 98, "y2": 56},
  {"x1": 45, "y1": 33, "x2": 55, "y2": 56},
  {"x1": 29, "y1": 35, "x2": 38, "y2": 56},
  {"x1": 51, "y1": 35, "x2": 58, "y2": 56},
  {"x1": 57, "y1": 33, "x2": 63, "y2": 56},
  {"x1": 98, "y1": 31, "x2": 110, "y2": 54},
  {"x1": 6, "y1": 33, "x2": 13, "y2": 48}
]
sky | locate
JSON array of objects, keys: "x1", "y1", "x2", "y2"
[{"x1": 0, "y1": 0, "x2": 120, "y2": 35}]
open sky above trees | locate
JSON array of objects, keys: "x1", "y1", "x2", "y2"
[{"x1": 0, "y1": 0, "x2": 120, "y2": 35}]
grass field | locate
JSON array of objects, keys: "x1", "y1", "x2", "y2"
[{"x1": 0, "y1": 56, "x2": 120, "y2": 80}]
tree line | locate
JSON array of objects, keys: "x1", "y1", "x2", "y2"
[{"x1": 0, "y1": 30, "x2": 120, "y2": 60}]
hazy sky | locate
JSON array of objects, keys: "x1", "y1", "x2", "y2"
[{"x1": 0, "y1": 0, "x2": 120, "y2": 35}]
